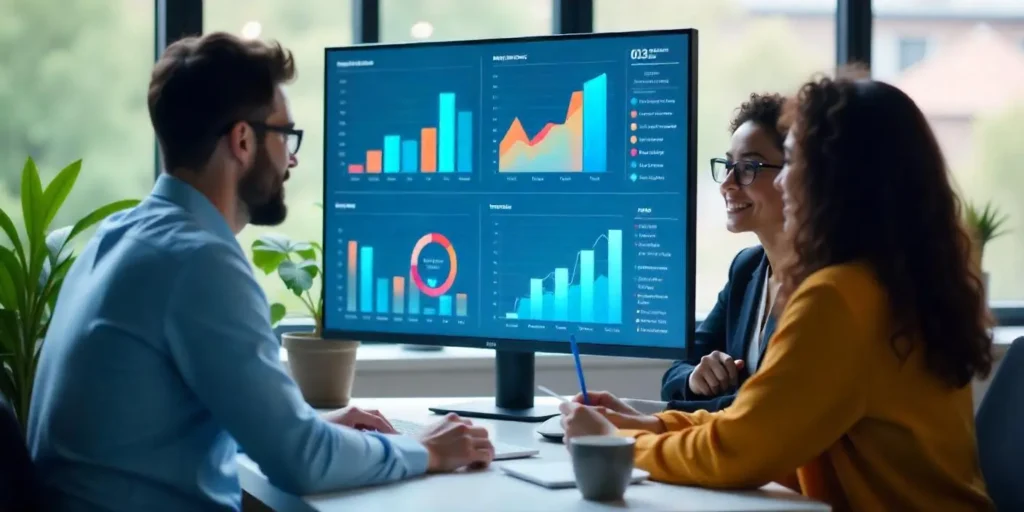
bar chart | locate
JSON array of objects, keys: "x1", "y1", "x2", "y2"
[
  {"x1": 345, "y1": 92, "x2": 475, "y2": 175},
  {"x1": 496, "y1": 73, "x2": 608, "y2": 173},
  {"x1": 344, "y1": 234, "x2": 469, "y2": 319},
  {"x1": 497, "y1": 225, "x2": 623, "y2": 325}
]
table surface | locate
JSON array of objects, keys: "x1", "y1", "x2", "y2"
[{"x1": 238, "y1": 397, "x2": 831, "y2": 512}]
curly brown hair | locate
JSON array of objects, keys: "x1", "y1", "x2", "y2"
[
  {"x1": 729, "y1": 92, "x2": 787, "y2": 147},
  {"x1": 778, "y1": 70, "x2": 993, "y2": 388}
]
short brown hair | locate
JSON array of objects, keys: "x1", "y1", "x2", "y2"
[{"x1": 148, "y1": 32, "x2": 296, "y2": 171}]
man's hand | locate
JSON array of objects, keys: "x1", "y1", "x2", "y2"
[
  {"x1": 322, "y1": 406, "x2": 396, "y2": 434},
  {"x1": 687, "y1": 350, "x2": 745, "y2": 396},
  {"x1": 558, "y1": 402, "x2": 616, "y2": 442},
  {"x1": 418, "y1": 413, "x2": 495, "y2": 473}
]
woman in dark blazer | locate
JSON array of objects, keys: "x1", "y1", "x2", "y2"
[{"x1": 661, "y1": 93, "x2": 788, "y2": 412}]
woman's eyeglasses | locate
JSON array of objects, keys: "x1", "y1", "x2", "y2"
[{"x1": 710, "y1": 158, "x2": 782, "y2": 186}]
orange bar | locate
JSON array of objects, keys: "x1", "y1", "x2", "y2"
[
  {"x1": 393, "y1": 276, "x2": 405, "y2": 314},
  {"x1": 366, "y1": 150, "x2": 382, "y2": 173},
  {"x1": 347, "y1": 241, "x2": 358, "y2": 312},
  {"x1": 421, "y1": 128, "x2": 437, "y2": 173},
  {"x1": 348, "y1": 164, "x2": 364, "y2": 174}
]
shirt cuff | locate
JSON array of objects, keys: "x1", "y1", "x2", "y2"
[{"x1": 382, "y1": 434, "x2": 430, "y2": 475}]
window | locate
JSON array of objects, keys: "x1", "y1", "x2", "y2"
[
  {"x1": 204, "y1": 1, "x2": 353, "y2": 317},
  {"x1": 1, "y1": 0, "x2": 154, "y2": 244},
  {"x1": 897, "y1": 37, "x2": 928, "y2": 71},
  {"x1": 381, "y1": 0, "x2": 552, "y2": 43},
  {"x1": 871, "y1": 7, "x2": 1024, "y2": 306},
  {"x1": 596, "y1": 0, "x2": 836, "y2": 315}
]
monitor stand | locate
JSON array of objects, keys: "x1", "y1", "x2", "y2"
[{"x1": 428, "y1": 351, "x2": 560, "y2": 423}]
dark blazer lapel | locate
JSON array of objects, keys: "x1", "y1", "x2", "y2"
[
  {"x1": 734, "y1": 252, "x2": 769, "y2": 360},
  {"x1": 757, "y1": 313, "x2": 777, "y2": 366}
]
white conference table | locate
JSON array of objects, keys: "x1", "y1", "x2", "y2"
[{"x1": 238, "y1": 397, "x2": 831, "y2": 512}]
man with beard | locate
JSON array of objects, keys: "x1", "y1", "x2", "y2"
[{"x1": 26, "y1": 32, "x2": 494, "y2": 512}]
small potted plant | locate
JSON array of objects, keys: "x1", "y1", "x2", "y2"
[
  {"x1": 250, "y1": 232, "x2": 359, "y2": 408},
  {"x1": 964, "y1": 199, "x2": 1010, "y2": 300},
  {"x1": 0, "y1": 157, "x2": 139, "y2": 432}
]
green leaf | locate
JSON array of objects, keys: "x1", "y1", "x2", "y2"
[
  {"x1": 278, "y1": 259, "x2": 317, "y2": 295},
  {"x1": 0, "y1": 309, "x2": 19, "y2": 356},
  {"x1": 0, "y1": 309, "x2": 22, "y2": 368},
  {"x1": 251, "y1": 247, "x2": 287, "y2": 275},
  {"x1": 0, "y1": 248, "x2": 20, "y2": 310},
  {"x1": 0, "y1": 247, "x2": 26, "y2": 313},
  {"x1": 40, "y1": 160, "x2": 81, "y2": 231},
  {"x1": 270, "y1": 303, "x2": 287, "y2": 326},
  {"x1": 296, "y1": 246, "x2": 316, "y2": 261},
  {"x1": 20, "y1": 158, "x2": 45, "y2": 251},
  {"x1": 310, "y1": 241, "x2": 323, "y2": 254},
  {"x1": 0, "y1": 208, "x2": 26, "y2": 267},
  {"x1": 57, "y1": 199, "x2": 139, "y2": 256},
  {"x1": 252, "y1": 233, "x2": 298, "y2": 254},
  {"x1": 251, "y1": 234, "x2": 314, "y2": 273}
]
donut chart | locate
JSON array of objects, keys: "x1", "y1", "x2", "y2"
[{"x1": 409, "y1": 233, "x2": 458, "y2": 298}]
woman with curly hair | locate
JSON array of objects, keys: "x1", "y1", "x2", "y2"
[
  {"x1": 559, "y1": 71, "x2": 995, "y2": 511},
  {"x1": 660, "y1": 93, "x2": 790, "y2": 413}
]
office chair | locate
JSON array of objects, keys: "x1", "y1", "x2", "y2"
[
  {"x1": 975, "y1": 336, "x2": 1024, "y2": 511},
  {"x1": 0, "y1": 396, "x2": 42, "y2": 511}
]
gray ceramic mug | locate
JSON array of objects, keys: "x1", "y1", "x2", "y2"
[{"x1": 569, "y1": 435, "x2": 636, "y2": 501}]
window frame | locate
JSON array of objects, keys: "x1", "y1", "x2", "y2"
[{"x1": 153, "y1": 0, "x2": 1024, "y2": 330}]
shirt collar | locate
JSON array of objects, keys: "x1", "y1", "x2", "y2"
[{"x1": 151, "y1": 173, "x2": 238, "y2": 244}]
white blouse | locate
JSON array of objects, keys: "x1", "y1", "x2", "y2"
[{"x1": 746, "y1": 269, "x2": 774, "y2": 374}]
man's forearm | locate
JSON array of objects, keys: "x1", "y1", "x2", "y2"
[{"x1": 262, "y1": 422, "x2": 429, "y2": 495}]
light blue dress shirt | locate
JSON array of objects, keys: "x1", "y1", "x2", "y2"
[{"x1": 27, "y1": 174, "x2": 428, "y2": 511}]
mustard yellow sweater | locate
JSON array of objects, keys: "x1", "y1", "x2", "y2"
[{"x1": 619, "y1": 263, "x2": 993, "y2": 511}]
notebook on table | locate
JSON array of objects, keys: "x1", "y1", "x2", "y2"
[{"x1": 498, "y1": 460, "x2": 649, "y2": 489}]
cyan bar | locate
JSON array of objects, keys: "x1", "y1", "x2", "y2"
[
  {"x1": 554, "y1": 268, "x2": 569, "y2": 321},
  {"x1": 376, "y1": 278, "x2": 389, "y2": 313},
  {"x1": 607, "y1": 229, "x2": 622, "y2": 323},
  {"x1": 529, "y1": 279, "x2": 544, "y2": 320},
  {"x1": 438, "y1": 93, "x2": 456, "y2": 172},
  {"x1": 359, "y1": 246, "x2": 373, "y2": 313},
  {"x1": 582, "y1": 73, "x2": 607, "y2": 173},
  {"x1": 401, "y1": 140, "x2": 418, "y2": 172},
  {"x1": 383, "y1": 135, "x2": 401, "y2": 173},
  {"x1": 457, "y1": 111, "x2": 472, "y2": 173},
  {"x1": 408, "y1": 274, "x2": 420, "y2": 315},
  {"x1": 580, "y1": 249, "x2": 595, "y2": 323}
]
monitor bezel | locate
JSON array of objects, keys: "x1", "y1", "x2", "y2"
[{"x1": 320, "y1": 28, "x2": 697, "y2": 361}]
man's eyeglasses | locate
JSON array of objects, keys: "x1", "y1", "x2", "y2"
[
  {"x1": 710, "y1": 158, "x2": 782, "y2": 186},
  {"x1": 248, "y1": 121, "x2": 303, "y2": 156}
]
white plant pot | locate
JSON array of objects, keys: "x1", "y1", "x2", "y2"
[{"x1": 282, "y1": 332, "x2": 359, "y2": 408}]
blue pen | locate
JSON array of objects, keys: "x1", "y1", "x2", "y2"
[{"x1": 569, "y1": 334, "x2": 589, "y2": 405}]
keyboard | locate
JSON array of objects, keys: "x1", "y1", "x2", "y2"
[{"x1": 389, "y1": 418, "x2": 539, "y2": 460}]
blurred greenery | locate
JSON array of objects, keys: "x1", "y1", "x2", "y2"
[
  {"x1": 2, "y1": 0, "x2": 1020, "y2": 322},
  {"x1": 0, "y1": 0, "x2": 153, "y2": 242},
  {"x1": 970, "y1": 102, "x2": 1024, "y2": 297}
]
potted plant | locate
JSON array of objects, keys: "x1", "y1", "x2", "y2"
[
  {"x1": 964, "y1": 199, "x2": 1010, "y2": 300},
  {"x1": 250, "y1": 232, "x2": 359, "y2": 408},
  {"x1": 0, "y1": 157, "x2": 139, "y2": 431}
]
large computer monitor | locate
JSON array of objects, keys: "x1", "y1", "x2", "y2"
[{"x1": 322, "y1": 29, "x2": 697, "y2": 422}]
